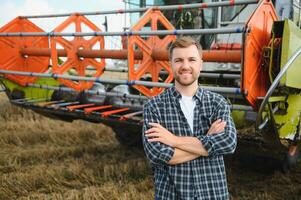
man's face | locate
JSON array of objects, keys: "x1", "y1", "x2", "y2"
[{"x1": 170, "y1": 45, "x2": 202, "y2": 87}]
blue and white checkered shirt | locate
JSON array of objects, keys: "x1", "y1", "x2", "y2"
[{"x1": 142, "y1": 86, "x2": 237, "y2": 200}]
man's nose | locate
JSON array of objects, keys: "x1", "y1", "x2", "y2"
[{"x1": 182, "y1": 59, "x2": 190, "y2": 68}]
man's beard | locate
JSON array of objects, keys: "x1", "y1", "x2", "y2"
[{"x1": 174, "y1": 74, "x2": 198, "y2": 86}]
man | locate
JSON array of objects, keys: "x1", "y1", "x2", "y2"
[{"x1": 142, "y1": 36, "x2": 237, "y2": 200}]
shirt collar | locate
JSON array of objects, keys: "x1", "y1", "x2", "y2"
[
  {"x1": 170, "y1": 86, "x2": 182, "y2": 100},
  {"x1": 169, "y1": 86, "x2": 203, "y2": 102}
]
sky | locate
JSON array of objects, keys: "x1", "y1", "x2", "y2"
[{"x1": 0, "y1": 0, "x2": 130, "y2": 32}]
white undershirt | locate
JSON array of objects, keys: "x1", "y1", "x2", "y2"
[{"x1": 179, "y1": 95, "x2": 196, "y2": 132}]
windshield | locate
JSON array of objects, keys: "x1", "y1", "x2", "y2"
[
  {"x1": 221, "y1": 1, "x2": 245, "y2": 22},
  {"x1": 128, "y1": 0, "x2": 218, "y2": 49}
]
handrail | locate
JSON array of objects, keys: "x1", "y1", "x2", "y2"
[{"x1": 255, "y1": 46, "x2": 301, "y2": 130}]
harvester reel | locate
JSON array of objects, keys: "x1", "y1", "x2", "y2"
[
  {"x1": 51, "y1": 14, "x2": 105, "y2": 91},
  {"x1": 0, "y1": 18, "x2": 49, "y2": 86},
  {"x1": 128, "y1": 9, "x2": 176, "y2": 97}
]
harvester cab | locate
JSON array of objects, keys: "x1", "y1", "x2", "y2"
[{"x1": 0, "y1": 0, "x2": 301, "y2": 169}]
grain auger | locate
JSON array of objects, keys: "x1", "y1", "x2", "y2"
[{"x1": 0, "y1": 0, "x2": 300, "y2": 168}]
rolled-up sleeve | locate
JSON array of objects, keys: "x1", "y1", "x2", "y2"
[
  {"x1": 142, "y1": 102, "x2": 175, "y2": 165},
  {"x1": 197, "y1": 99, "x2": 237, "y2": 157}
]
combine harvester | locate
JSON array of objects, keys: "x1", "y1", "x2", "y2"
[{"x1": 0, "y1": 0, "x2": 300, "y2": 169}]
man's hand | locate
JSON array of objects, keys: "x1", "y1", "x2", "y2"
[
  {"x1": 145, "y1": 122, "x2": 178, "y2": 147},
  {"x1": 145, "y1": 122, "x2": 215, "y2": 158},
  {"x1": 207, "y1": 119, "x2": 226, "y2": 135}
]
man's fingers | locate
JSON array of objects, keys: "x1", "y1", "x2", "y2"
[
  {"x1": 214, "y1": 121, "x2": 226, "y2": 130},
  {"x1": 211, "y1": 123, "x2": 226, "y2": 133},
  {"x1": 208, "y1": 120, "x2": 223, "y2": 132},
  {"x1": 145, "y1": 132, "x2": 161, "y2": 138},
  {"x1": 211, "y1": 119, "x2": 222, "y2": 126},
  {"x1": 211, "y1": 121, "x2": 226, "y2": 128},
  {"x1": 218, "y1": 121, "x2": 227, "y2": 129},
  {"x1": 147, "y1": 137, "x2": 162, "y2": 143},
  {"x1": 211, "y1": 127, "x2": 224, "y2": 135},
  {"x1": 145, "y1": 127, "x2": 160, "y2": 134},
  {"x1": 149, "y1": 122, "x2": 162, "y2": 128},
  {"x1": 208, "y1": 121, "x2": 226, "y2": 135}
]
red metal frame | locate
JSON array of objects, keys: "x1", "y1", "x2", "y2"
[{"x1": 242, "y1": 0, "x2": 278, "y2": 110}]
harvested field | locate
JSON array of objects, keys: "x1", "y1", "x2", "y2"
[{"x1": 0, "y1": 93, "x2": 301, "y2": 200}]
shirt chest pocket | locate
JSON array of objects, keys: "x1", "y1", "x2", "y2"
[{"x1": 160, "y1": 107, "x2": 187, "y2": 136}]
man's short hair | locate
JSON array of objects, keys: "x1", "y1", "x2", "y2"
[{"x1": 168, "y1": 36, "x2": 203, "y2": 60}]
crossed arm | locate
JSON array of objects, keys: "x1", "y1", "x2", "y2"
[
  {"x1": 145, "y1": 120, "x2": 226, "y2": 165},
  {"x1": 142, "y1": 99, "x2": 237, "y2": 166}
]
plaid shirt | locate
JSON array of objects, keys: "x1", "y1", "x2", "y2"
[{"x1": 142, "y1": 86, "x2": 237, "y2": 200}]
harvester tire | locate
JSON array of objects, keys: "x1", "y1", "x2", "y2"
[{"x1": 282, "y1": 145, "x2": 300, "y2": 173}]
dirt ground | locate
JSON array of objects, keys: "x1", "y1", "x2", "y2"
[{"x1": 0, "y1": 93, "x2": 301, "y2": 200}]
